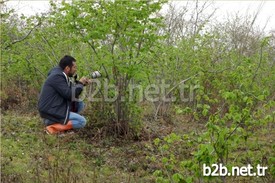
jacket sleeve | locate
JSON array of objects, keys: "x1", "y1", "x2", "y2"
[{"x1": 48, "y1": 73, "x2": 83, "y2": 101}]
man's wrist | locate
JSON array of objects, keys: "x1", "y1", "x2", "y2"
[{"x1": 77, "y1": 81, "x2": 86, "y2": 86}]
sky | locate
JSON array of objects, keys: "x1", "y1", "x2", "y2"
[{"x1": 4, "y1": 0, "x2": 275, "y2": 33}]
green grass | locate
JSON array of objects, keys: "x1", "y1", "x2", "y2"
[
  {"x1": 1, "y1": 111, "x2": 274, "y2": 183},
  {"x1": 1, "y1": 111, "x2": 157, "y2": 183}
]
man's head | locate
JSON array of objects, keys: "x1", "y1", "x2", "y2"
[{"x1": 59, "y1": 55, "x2": 77, "y2": 77}]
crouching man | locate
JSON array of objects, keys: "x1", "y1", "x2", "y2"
[{"x1": 38, "y1": 55, "x2": 89, "y2": 134}]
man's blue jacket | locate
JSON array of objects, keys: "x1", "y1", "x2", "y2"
[{"x1": 38, "y1": 66, "x2": 83, "y2": 124}]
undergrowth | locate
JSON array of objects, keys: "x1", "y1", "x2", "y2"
[{"x1": 1, "y1": 110, "x2": 274, "y2": 183}]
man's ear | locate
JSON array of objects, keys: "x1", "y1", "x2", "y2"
[{"x1": 64, "y1": 66, "x2": 70, "y2": 72}]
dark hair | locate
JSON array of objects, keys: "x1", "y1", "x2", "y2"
[{"x1": 59, "y1": 55, "x2": 76, "y2": 70}]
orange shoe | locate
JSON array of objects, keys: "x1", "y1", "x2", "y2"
[{"x1": 46, "y1": 121, "x2": 73, "y2": 134}]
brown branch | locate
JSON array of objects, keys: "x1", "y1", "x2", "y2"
[
  {"x1": 25, "y1": 58, "x2": 47, "y2": 78},
  {"x1": 250, "y1": 44, "x2": 263, "y2": 86},
  {"x1": 4, "y1": 23, "x2": 40, "y2": 49},
  {"x1": 41, "y1": 35, "x2": 59, "y2": 63},
  {"x1": 154, "y1": 73, "x2": 198, "y2": 120}
]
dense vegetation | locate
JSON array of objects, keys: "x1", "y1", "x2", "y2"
[{"x1": 1, "y1": 1, "x2": 274, "y2": 182}]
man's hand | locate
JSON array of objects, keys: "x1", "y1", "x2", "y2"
[{"x1": 79, "y1": 77, "x2": 89, "y2": 85}]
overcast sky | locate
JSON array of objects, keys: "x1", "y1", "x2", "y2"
[{"x1": 5, "y1": 0, "x2": 275, "y2": 33}]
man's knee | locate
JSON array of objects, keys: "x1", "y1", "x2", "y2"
[
  {"x1": 73, "y1": 116, "x2": 86, "y2": 129},
  {"x1": 79, "y1": 117, "x2": 87, "y2": 128}
]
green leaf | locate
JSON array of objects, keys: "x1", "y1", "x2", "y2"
[{"x1": 172, "y1": 173, "x2": 184, "y2": 183}]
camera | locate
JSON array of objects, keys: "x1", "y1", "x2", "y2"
[
  {"x1": 91, "y1": 71, "x2": 102, "y2": 79},
  {"x1": 72, "y1": 70, "x2": 102, "y2": 82}
]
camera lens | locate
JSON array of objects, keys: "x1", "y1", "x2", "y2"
[{"x1": 91, "y1": 71, "x2": 101, "y2": 79}]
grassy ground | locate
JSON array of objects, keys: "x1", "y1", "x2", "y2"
[
  {"x1": 1, "y1": 110, "x2": 274, "y2": 183},
  {"x1": 1, "y1": 110, "x2": 171, "y2": 183}
]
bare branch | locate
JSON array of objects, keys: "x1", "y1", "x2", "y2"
[
  {"x1": 4, "y1": 23, "x2": 41, "y2": 49},
  {"x1": 154, "y1": 73, "x2": 198, "y2": 120}
]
